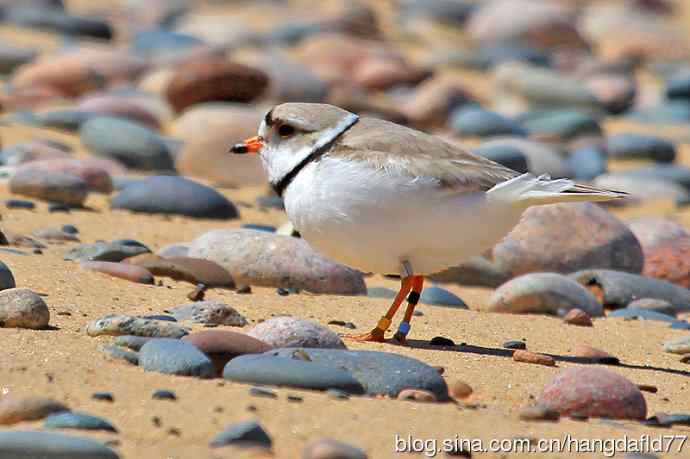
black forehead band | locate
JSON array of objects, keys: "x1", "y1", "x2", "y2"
[{"x1": 264, "y1": 109, "x2": 274, "y2": 126}]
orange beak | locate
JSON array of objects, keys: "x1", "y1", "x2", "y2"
[{"x1": 230, "y1": 136, "x2": 263, "y2": 154}]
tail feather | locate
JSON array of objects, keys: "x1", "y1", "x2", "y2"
[{"x1": 488, "y1": 173, "x2": 627, "y2": 206}]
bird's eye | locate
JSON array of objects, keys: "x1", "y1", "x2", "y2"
[{"x1": 278, "y1": 124, "x2": 295, "y2": 137}]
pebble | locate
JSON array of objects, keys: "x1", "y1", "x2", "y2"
[
  {"x1": 489, "y1": 272, "x2": 603, "y2": 317},
  {"x1": 15, "y1": 158, "x2": 116, "y2": 194},
  {"x1": 80, "y1": 117, "x2": 174, "y2": 171},
  {"x1": 33, "y1": 227, "x2": 80, "y2": 242},
  {"x1": 626, "y1": 298, "x2": 676, "y2": 317},
  {"x1": 209, "y1": 420, "x2": 272, "y2": 449},
  {"x1": 663, "y1": 336, "x2": 690, "y2": 355},
  {"x1": 473, "y1": 137, "x2": 570, "y2": 178},
  {"x1": 77, "y1": 95, "x2": 161, "y2": 129},
  {"x1": 562, "y1": 308, "x2": 593, "y2": 326},
  {"x1": 397, "y1": 389, "x2": 437, "y2": 402},
  {"x1": 512, "y1": 350, "x2": 556, "y2": 366},
  {"x1": 592, "y1": 173, "x2": 688, "y2": 205},
  {"x1": 249, "y1": 387, "x2": 277, "y2": 399},
  {"x1": 0, "y1": 396, "x2": 68, "y2": 425},
  {"x1": 111, "y1": 176, "x2": 238, "y2": 219},
  {"x1": 606, "y1": 134, "x2": 676, "y2": 163},
  {"x1": 448, "y1": 380, "x2": 473, "y2": 399},
  {"x1": 0, "y1": 288, "x2": 50, "y2": 329},
  {"x1": 80, "y1": 261, "x2": 154, "y2": 284},
  {"x1": 6, "y1": 199, "x2": 35, "y2": 209},
  {"x1": 44, "y1": 411, "x2": 117, "y2": 432},
  {"x1": 0, "y1": 430, "x2": 120, "y2": 458},
  {"x1": 127, "y1": 255, "x2": 235, "y2": 287},
  {"x1": 0, "y1": 261, "x2": 16, "y2": 291},
  {"x1": 131, "y1": 27, "x2": 206, "y2": 57},
  {"x1": 472, "y1": 143, "x2": 529, "y2": 173},
  {"x1": 419, "y1": 286, "x2": 468, "y2": 308},
  {"x1": 114, "y1": 335, "x2": 151, "y2": 351},
  {"x1": 302, "y1": 438, "x2": 368, "y2": 459},
  {"x1": 569, "y1": 345, "x2": 619, "y2": 365},
  {"x1": 92, "y1": 392, "x2": 114, "y2": 402},
  {"x1": 608, "y1": 308, "x2": 678, "y2": 324},
  {"x1": 6, "y1": 7, "x2": 112, "y2": 39},
  {"x1": 247, "y1": 316, "x2": 345, "y2": 349},
  {"x1": 621, "y1": 165, "x2": 690, "y2": 190},
  {"x1": 566, "y1": 145, "x2": 607, "y2": 181},
  {"x1": 99, "y1": 344, "x2": 139, "y2": 365},
  {"x1": 503, "y1": 340, "x2": 526, "y2": 350},
  {"x1": 166, "y1": 301, "x2": 247, "y2": 326},
  {"x1": 188, "y1": 229, "x2": 366, "y2": 295},
  {"x1": 519, "y1": 405, "x2": 560, "y2": 422},
  {"x1": 449, "y1": 107, "x2": 527, "y2": 138},
  {"x1": 521, "y1": 110, "x2": 602, "y2": 141},
  {"x1": 183, "y1": 329, "x2": 271, "y2": 374},
  {"x1": 64, "y1": 240, "x2": 150, "y2": 262},
  {"x1": 9, "y1": 169, "x2": 88, "y2": 206},
  {"x1": 139, "y1": 338, "x2": 215, "y2": 378},
  {"x1": 87, "y1": 314, "x2": 188, "y2": 338},
  {"x1": 266, "y1": 348, "x2": 449, "y2": 400},
  {"x1": 152, "y1": 390, "x2": 177, "y2": 400},
  {"x1": 538, "y1": 367, "x2": 647, "y2": 420},
  {"x1": 569, "y1": 270, "x2": 690, "y2": 312}
]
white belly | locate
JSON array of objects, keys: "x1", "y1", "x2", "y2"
[{"x1": 283, "y1": 157, "x2": 525, "y2": 276}]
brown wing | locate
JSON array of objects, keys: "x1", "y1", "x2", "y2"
[{"x1": 331, "y1": 117, "x2": 520, "y2": 192}]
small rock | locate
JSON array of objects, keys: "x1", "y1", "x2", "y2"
[
  {"x1": 0, "y1": 396, "x2": 68, "y2": 425},
  {"x1": 0, "y1": 288, "x2": 49, "y2": 329},
  {"x1": 166, "y1": 301, "x2": 247, "y2": 326},
  {"x1": 114, "y1": 335, "x2": 151, "y2": 351},
  {"x1": 302, "y1": 438, "x2": 367, "y2": 459},
  {"x1": 183, "y1": 330, "x2": 272, "y2": 375},
  {"x1": 663, "y1": 336, "x2": 690, "y2": 354},
  {"x1": 6, "y1": 199, "x2": 35, "y2": 209},
  {"x1": 566, "y1": 145, "x2": 607, "y2": 181},
  {"x1": 626, "y1": 298, "x2": 676, "y2": 317},
  {"x1": 44, "y1": 412, "x2": 117, "y2": 432},
  {"x1": 562, "y1": 308, "x2": 593, "y2": 326},
  {"x1": 99, "y1": 344, "x2": 139, "y2": 365},
  {"x1": 139, "y1": 338, "x2": 215, "y2": 378},
  {"x1": 606, "y1": 134, "x2": 676, "y2": 163},
  {"x1": 33, "y1": 227, "x2": 79, "y2": 242},
  {"x1": 64, "y1": 240, "x2": 150, "y2": 262},
  {"x1": 512, "y1": 350, "x2": 556, "y2": 366},
  {"x1": 249, "y1": 387, "x2": 277, "y2": 399},
  {"x1": 80, "y1": 261, "x2": 154, "y2": 284},
  {"x1": 503, "y1": 340, "x2": 526, "y2": 350},
  {"x1": 449, "y1": 107, "x2": 527, "y2": 138},
  {"x1": 472, "y1": 143, "x2": 529, "y2": 173},
  {"x1": 448, "y1": 380, "x2": 473, "y2": 399},
  {"x1": 152, "y1": 390, "x2": 176, "y2": 400},
  {"x1": 569, "y1": 345, "x2": 619, "y2": 365},
  {"x1": 209, "y1": 420, "x2": 272, "y2": 449},
  {"x1": 9, "y1": 169, "x2": 87, "y2": 206},
  {"x1": 397, "y1": 389, "x2": 437, "y2": 402},
  {"x1": 0, "y1": 261, "x2": 16, "y2": 291},
  {"x1": 127, "y1": 255, "x2": 235, "y2": 287},
  {"x1": 420, "y1": 287, "x2": 468, "y2": 308},
  {"x1": 519, "y1": 405, "x2": 560, "y2": 422},
  {"x1": 14, "y1": 158, "x2": 114, "y2": 193},
  {"x1": 0, "y1": 430, "x2": 120, "y2": 458},
  {"x1": 91, "y1": 392, "x2": 114, "y2": 402},
  {"x1": 247, "y1": 316, "x2": 345, "y2": 349},
  {"x1": 87, "y1": 314, "x2": 188, "y2": 338}
]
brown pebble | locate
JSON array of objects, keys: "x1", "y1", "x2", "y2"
[
  {"x1": 519, "y1": 404, "x2": 560, "y2": 422},
  {"x1": 0, "y1": 396, "x2": 68, "y2": 425},
  {"x1": 127, "y1": 254, "x2": 235, "y2": 288},
  {"x1": 570, "y1": 344, "x2": 619, "y2": 364},
  {"x1": 562, "y1": 308, "x2": 593, "y2": 326},
  {"x1": 448, "y1": 380, "x2": 473, "y2": 399},
  {"x1": 397, "y1": 389, "x2": 437, "y2": 403},
  {"x1": 187, "y1": 284, "x2": 207, "y2": 302},
  {"x1": 80, "y1": 261, "x2": 154, "y2": 284},
  {"x1": 637, "y1": 384, "x2": 658, "y2": 393},
  {"x1": 513, "y1": 350, "x2": 556, "y2": 366},
  {"x1": 681, "y1": 354, "x2": 690, "y2": 364}
]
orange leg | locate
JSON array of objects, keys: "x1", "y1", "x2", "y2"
[
  {"x1": 391, "y1": 276, "x2": 424, "y2": 345},
  {"x1": 345, "y1": 276, "x2": 414, "y2": 342}
]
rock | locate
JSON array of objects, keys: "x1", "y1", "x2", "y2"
[
  {"x1": 126, "y1": 255, "x2": 234, "y2": 287},
  {"x1": 99, "y1": 344, "x2": 139, "y2": 365},
  {"x1": 630, "y1": 102, "x2": 690, "y2": 124},
  {"x1": 519, "y1": 405, "x2": 560, "y2": 421},
  {"x1": 609, "y1": 308, "x2": 679, "y2": 324},
  {"x1": 9, "y1": 169, "x2": 87, "y2": 206},
  {"x1": 569, "y1": 345, "x2": 619, "y2": 364},
  {"x1": 489, "y1": 273, "x2": 603, "y2": 317},
  {"x1": 472, "y1": 143, "x2": 529, "y2": 173},
  {"x1": 302, "y1": 438, "x2": 367, "y2": 459},
  {"x1": 0, "y1": 396, "x2": 68, "y2": 425},
  {"x1": 33, "y1": 227, "x2": 79, "y2": 242},
  {"x1": 626, "y1": 298, "x2": 676, "y2": 316},
  {"x1": 183, "y1": 330, "x2": 272, "y2": 374},
  {"x1": 114, "y1": 335, "x2": 152, "y2": 351},
  {"x1": 92, "y1": 392, "x2": 113, "y2": 402},
  {"x1": 188, "y1": 229, "x2": 366, "y2": 295},
  {"x1": 15, "y1": 159, "x2": 113, "y2": 194},
  {"x1": 151, "y1": 389, "x2": 176, "y2": 400},
  {"x1": 0, "y1": 288, "x2": 49, "y2": 329},
  {"x1": 503, "y1": 340, "x2": 526, "y2": 350},
  {"x1": 621, "y1": 165, "x2": 690, "y2": 190},
  {"x1": 585, "y1": 72, "x2": 636, "y2": 115},
  {"x1": 448, "y1": 380, "x2": 473, "y2": 399},
  {"x1": 266, "y1": 348, "x2": 449, "y2": 400},
  {"x1": 131, "y1": 27, "x2": 206, "y2": 57},
  {"x1": 521, "y1": 110, "x2": 602, "y2": 141},
  {"x1": 44, "y1": 412, "x2": 117, "y2": 432},
  {"x1": 87, "y1": 314, "x2": 188, "y2": 338},
  {"x1": 397, "y1": 389, "x2": 437, "y2": 402},
  {"x1": 512, "y1": 350, "x2": 556, "y2": 366},
  {"x1": 166, "y1": 301, "x2": 247, "y2": 326},
  {"x1": 0, "y1": 42, "x2": 37, "y2": 74},
  {"x1": 449, "y1": 107, "x2": 527, "y2": 138},
  {"x1": 80, "y1": 117, "x2": 173, "y2": 171},
  {"x1": 34, "y1": 109, "x2": 93, "y2": 131},
  {"x1": 1, "y1": 140, "x2": 71, "y2": 167},
  {"x1": 172, "y1": 103, "x2": 266, "y2": 187},
  {"x1": 399, "y1": 75, "x2": 474, "y2": 128},
  {"x1": 247, "y1": 316, "x2": 345, "y2": 349},
  {"x1": 538, "y1": 367, "x2": 647, "y2": 420},
  {"x1": 606, "y1": 134, "x2": 675, "y2": 163},
  {"x1": 419, "y1": 286, "x2": 467, "y2": 308},
  {"x1": 166, "y1": 59, "x2": 268, "y2": 112},
  {"x1": 6, "y1": 199, "x2": 35, "y2": 209},
  {"x1": 0, "y1": 431, "x2": 120, "y2": 458},
  {"x1": 569, "y1": 270, "x2": 690, "y2": 311},
  {"x1": 627, "y1": 218, "x2": 690, "y2": 288},
  {"x1": 139, "y1": 338, "x2": 215, "y2": 378},
  {"x1": 80, "y1": 261, "x2": 154, "y2": 284},
  {"x1": 223, "y1": 354, "x2": 365, "y2": 393},
  {"x1": 210, "y1": 420, "x2": 272, "y2": 449},
  {"x1": 157, "y1": 243, "x2": 190, "y2": 259},
  {"x1": 0, "y1": 261, "x2": 16, "y2": 291},
  {"x1": 563, "y1": 308, "x2": 593, "y2": 326},
  {"x1": 470, "y1": 137, "x2": 570, "y2": 178},
  {"x1": 64, "y1": 241, "x2": 150, "y2": 262},
  {"x1": 111, "y1": 176, "x2": 238, "y2": 219},
  {"x1": 663, "y1": 336, "x2": 690, "y2": 354},
  {"x1": 6, "y1": 7, "x2": 112, "y2": 39},
  {"x1": 77, "y1": 95, "x2": 161, "y2": 129},
  {"x1": 667, "y1": 71, "x2": 690, "y2": 100},
  {"x1": 592, "y1": 174, "x2": 688, "y2": 204}
]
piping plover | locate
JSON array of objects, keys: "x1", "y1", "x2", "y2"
[{"x1": 231, "y1": 103, "x2": 625, "y2": 344}]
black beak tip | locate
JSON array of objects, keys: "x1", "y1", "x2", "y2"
[{"x1": 230, "y1": 143, "x2": 247, "y2": 154}]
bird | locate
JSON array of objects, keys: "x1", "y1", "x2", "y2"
[{"x1": 230, "y1": 102, "x2": 625, "y2": 344}]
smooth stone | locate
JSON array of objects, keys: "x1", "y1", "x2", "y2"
[
  {"x1": 521, "y1": 110, "x2": 602, "y2": 141},
  {"x1": 64, "y1": 241, "x2": 150, "y2": 262},
  {"x1": 183, "y1": 330, "x2": 272, "y2": 374},
  {"x1": 646, "y1": 413, "x2": 690, "y2": 428},
  {"x1": 157, "y1": 243, "x2": 190, "y2": 259},
  {"x1": 44, "y1": 412, "x2": 117, "y2": 432},
  {"x1": 609, "y1": 308, "x2": 679, "y2": 323},
  {"x1": 6, "y1": 199, "x2": 35, "y2": 209},
  {"x1": 0, "y1": 288, "x2": 50, "y2": 329},
  {"x1": 0, "y1": 396, "x2": 68, "y2": 425},
  {"x1": 471, "y1": 137, "x2": 570, "y2": 177},
  {"x1": 629, "y1": 102, "x2": 690, "y2": 124},
  {"x1": 0, "y1": 139, "x2": 71, "y2": 166},
  {"x1": 399, "y1": 75, "x2": 474, "y2": 128},
  {"x1": 569, "y1": 344, "x2": 619, "y2": 364},
  {"x1": 627, "y1": 218, "x2": 690, "y2": 288},
  {"x1": 419, "y1": 286, "x2": 468, "y2": 308},
  {"x1": 512, "y1": 350, "x2": 556, "y2": 366},
  {"x1": 165, "y1": 58, "x2": 269, "y2": 112},
  {"x1": 99, "y1": 344, "x2": 139, "y2": 365},
  {"x1": 91, "y1": 392, "x2": 113, "y2": 402},
  {"x1": 34, "y1": 227, "x2": 79, "y2": 242},
  {"x1": 6, "y1": 7, "x2": 112, "y2": 39},
  {"x1": 666, "y1": 71, "x2": 690, "y2": 100},
  {"x1": 620, "y1": 165, "x2": 690, "y2": 190},
  {"x1": 448, "y1": 380, "x2": 473, "y2": 399},
  {"x1": 0, "y1": 43, "x2": 37, "y2": 74},
  {"x1": 188, "y1": 229, "x2": 366, "y2": 295},
  {"x1": 626, "y1": 298, "x2": 676, "y2": 317},
  {"x1": 302, "y1": 438, "x2": 367, "y2": 459},
  {"x1": 139, "y1": 338, "x2": 215, "y2": 378},
  {"x1": 538, "y1": 367, "x2": 647, "y2": 420},
  {"x1": 519, "y1": 405, "x2": 560, "y2": 421},
  {"x1": 366, "y1": 287, "x2": 397, "y2": 300},
  {"x1": 397, "y1": 388, "x2": 437, "y2": 402},
  {"x1": 15, "y1": 158, "x2": 116, "y2": 193},
  {"x1": 127, "y1": 255, "x2": 234, "y2": 287},
  {"x1": 266, "y1": 348, "x2": 449, "y2": 400},
  {"x1": 247, "y1": 316, "x2": 345, "y2": 349},
  {"x1": 111, "y1": 176, "x2": 238, "y2": 219},
  {"x1": 87, "y1": 314, "x2": 188, "y2": 338},
  {"x1": 472, "y1": 143, "x2": 529, "y2": 173},
  {"x1": 166, "y1": 301, "x2": 247, "y2": 326},
  {"x1": 258, "y1": 54, "x2": 329, "y2": 103},
  {"x1": 562, "y1": 308, "x2": 593, "y2": 326},
  {"x1": 503, "y1": 340, "x2": 526, "y2": 350},
  {"x1": 0, "y1": 260, "x2": 16, "y2": 290},
  {"x1": 569, "y1": 270, "x2": 690, "y2": 311},
  {"x1": 34, "y1": 110, "x2": 93, "y2": 131},
  {"x1": 663, "y1": 336, "x2": 690, "y2": 354},
  {"x1": 0, "y1": 430, "x2": 120, "y2": 458},
  {"x1": 223, "y1": 354, "x2": 364, "y2": 393},
  {"x1": 449, "y1": 107, "x2": 527, "y2": 137},
  {"x1": 566, "y1": 145, "x2": 607, "y2": 181},
  {"x1": 80, "y1": 261, "x2": 154, "y2": 284},
  {"x1": 151, "y1": 389, "x2": 176, "y2": 400},
  {"x1": 242, "y1": 224, "x2": 276, "y2": 233},
  {"x1": 131, "y1": 28, "x2": 206, "y2": 56},
  {"x1": 141, "y1": 314, "x2": 176, "y2": 322},
  {"x1": 490, "y1": 273, "x2": 603, "y2": 316},
  {"x1": 209, "y1": 420, "x2": 272, "y2": 449},
  {"x1": 606, "y1": 134, "x2": 676, "y2": 163},
  {"x1": 593, "y1": 174, "x2": 688, "y2": 204},
  {"x1": 80, "y1": 117, "x2": 173, "y2": 171},
  {"x1": 77, "y1": 95, "x2": 161, "y2": 130},
  {"x1": 9, "y1": 169, "x2": 87, "y2": 206},
  {"x1": 249, "y1": 386, "x2": 277, "y2": 398}
]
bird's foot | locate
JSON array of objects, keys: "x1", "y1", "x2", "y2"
[
  {"x1": 343, "y1": 327, "x2": 386, "y2": 342},
  {"x1": 389, "y1": 331, "x2": 408, "y2": 346}
]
